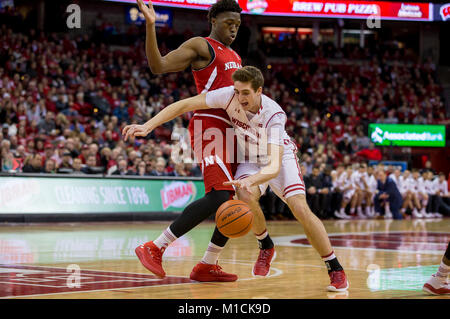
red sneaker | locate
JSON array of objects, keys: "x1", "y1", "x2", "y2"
[
  {"x1": 252, "y1": 248, "x2": 276, "y2": 277},
  {"x1": 423, "y1": 275, "x2": 450, "y2": 295},
  {"x1": 190, "y1": 262, "x2": 238, "y2": 282},
  {"x1": 327, "y1": 270, "x2": 349, "y2": 292},
  {"x1": 135, "y1": 241, "x2": 166, "y2": 278}
]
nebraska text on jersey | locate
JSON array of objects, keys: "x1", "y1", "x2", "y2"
[{"x1": 224, "y1": 61, "x2": 242, "y2": 71}]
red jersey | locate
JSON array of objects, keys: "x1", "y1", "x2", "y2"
[{"x1": 192, "y1": 37, "x2": 242, "y2": 122}]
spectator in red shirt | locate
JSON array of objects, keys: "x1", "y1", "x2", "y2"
[{"x1": 355, "y1": 142, "x2": 382, "y2": 161}]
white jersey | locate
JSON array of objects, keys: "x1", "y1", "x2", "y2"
[
  {"x1": 206, "y1": 86, "x2": 296, "y2": 165},
  {"x1": 334, "y1": 171, "x2": 350, "y2": 190},
  {"x1": 434, "y1": 179, "x2": 448, "y2": 196},
  {"x1": 409, "y1": 177, "x2": 425, "y2": 193},
  {"x1": 423, "y1": 179, "x2": 434, "y2": 195},
  {"x1": 400, "y1": 176, "x2": 412, "y2": 192},
  {"x1": 367, "y1": 174, "x2": 378, "y2": 193},
  {"x1": 351, "y1": 171, "x2": 366, "y2": 189}
]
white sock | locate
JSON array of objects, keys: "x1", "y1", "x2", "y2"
[
  {"x1": 201, "y1": 242, "x2": 223, "y2": 265},
  {"x1": 400, "y1": 208, "x2": 406, "y2": 213},
  {"x1": 153, "y1": 227, "x2": 177, "y2": 250},
  {"x1": 340, "y1": 207, "x2": 345, "y2": 214},
  {"x1": 357, "y1": 206, "x2": 363, "y2": 214},
  {"x1": 350, "y1": 207, "x2": 355, "y2": 214},
  {"x1": 255, "y1": 229, "x2": 268, "y2": 240},
  {"x1": 436, "y1": 261, "x2": 450, "y2": 280}
]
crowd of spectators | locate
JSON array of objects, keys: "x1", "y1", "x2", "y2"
[{"x1": 0, "y1": 7, "x2": 449, "y2": 219}]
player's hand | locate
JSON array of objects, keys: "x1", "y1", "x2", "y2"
[
  {"x1": 224, "y1": 178, "x2": 253, "y2": 194},
  {"x1": 136, "y1": 0, "x2": 156, "y2": 24},
  {"x1": 122, "y1": 123, "x2": 152, "y2": 141}
]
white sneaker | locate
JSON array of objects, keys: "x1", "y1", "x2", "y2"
[
  {"x1": 357, "y1": 211, "x2": 367, "y2": 219},
  {"x1": 365, "y1": 207, "x2": 375, "y2": 218},
  {"x1": 422, "y1": 211, "x2": 435, "y2": 219},
  {"x1": 423, "y1": 274, "x2": 450, "y2": 295},
  {"x1": 412, "y1": 208, "x2": 423, "y2": 218},
  {"x1": 433, "y1": 213, "x2": 443, "y2": 218},
  {"x1": 334, "y1": 211, "x2": 345, "y2": 219}
]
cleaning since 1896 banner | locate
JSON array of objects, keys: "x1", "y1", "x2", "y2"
[{"x1": 0, "y1": 176, "x2": 205, "y2": 214}]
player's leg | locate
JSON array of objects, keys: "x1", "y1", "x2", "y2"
[
  {"x1": 400, "y1": 192, "x2": 410, "y2": 218},
  {"x1": 271, "y1": 156, "x2": 348, "y2": 291},
  {"x1": 135, "y1": 188, "x2": 232, "y2": 278},
  {"x1": 423, "y1": 242, "x2": 450, "y2": 295},
  {"x1": 348, "y1": 190, "x2": 358, "y2": 217},
  {"x1": 285, "y1": 193, "x2": 349, "y2": 291},
  {"x1": 335, "y1": 194, "x2": 351, "y2": 219},
  {"x1": 411, "y1": 192, "x2": 423, "y2": 218},
  {"x1": 234, "y1": 163, "x2": 275, "y2": 277},
  {"x1": 356, "y1": 189, "x2": 366, "y2": 219},
  {"x1": 189, "y1": 152, "x2": 240, "y2": 281},
  {"x1": 420, "y1": 193, "x2": 433, "y2": 217}
]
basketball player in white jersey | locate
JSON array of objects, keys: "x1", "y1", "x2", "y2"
[
  {"x1": 334, "y1": 165, "x2": 357, "y2": 219},
  {"x1": 332, "y1": 164, "x2": 351, "y2": 219},
  {"x1": 123, "y1": 66, "x2": 349, "y2": 291},
  {"x1": 410, "y1": 169, "x2": 433, "y2": 218},
  {"x1": 365, "y1": 165, "x2": 378, "y2": 217}
]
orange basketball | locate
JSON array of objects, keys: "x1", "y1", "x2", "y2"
[{"x1": 215, "y1": 200, "x2": 253, "y2": 238}]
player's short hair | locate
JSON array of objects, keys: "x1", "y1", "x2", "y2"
[
  {"x1": 207, "y1": 0, "x2": 242, "y2": 23},
  {"x1": 411, "y1": 168, "x2": 419, "y2": 173},
  {"x1": 438, "y1": 172, "x2": 445, "y2": 177},
  {"x1": 232, "y1": 66, "x2": 264, "y2": 92}
]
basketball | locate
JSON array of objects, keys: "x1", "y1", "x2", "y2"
[{"x1": 215, "y1": 200, "x2": 253, "y2": 238}]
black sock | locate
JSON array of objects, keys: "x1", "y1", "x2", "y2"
[
  {"x1": 169, "y1": 189, "x2": 231, "y2": 238},
  {"x1": 323, "y1": 252, "x2": 344, "y2": 273},
  {"x1": 210, "y1": 226, "x2": 229, "y2": 247},
  {"x1": 258, "y1": 234, "x2": 274, "y2": 250},
  {"x1": 444, "y1": 242, "x2": 450, "y2": 261}
]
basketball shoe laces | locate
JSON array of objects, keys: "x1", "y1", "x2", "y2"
[
  {"x1": 146, "y1": 245, "x2": 164, "y2": 264},
  {"x1": 330, "y1": 270, "x2": 345, "y2": 284},
  {"x1": 210, "y1": 262, "x2": 226, "y2": 275},
  {"x1": 256, "y1": 249, "x2": 272, "y2": 267}
]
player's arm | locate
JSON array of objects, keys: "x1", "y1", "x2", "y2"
[
  {"x1": 122, "y1": 94, "x2": 210, "y2": 141},
  {"x1": 224, "y1": 143, "x2": 283, "y2": 193},
  {"x1": 137, "y1": 0, "x2": 206, "y2": 74}
]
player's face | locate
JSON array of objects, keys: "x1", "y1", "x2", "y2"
[
  {"x1": 211, "y1": 12, "x2": 241, "y2": 46},
  {"x1": 233, "y1": 81, "x2": 262, "y2": 113}
]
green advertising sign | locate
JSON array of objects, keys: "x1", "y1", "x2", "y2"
[
  {"x1": 369, "y1": 124, "x2": 446, "y2": 147},
  {"x1": 0, "y1": 176, "x2": 205, "y2": 214}
]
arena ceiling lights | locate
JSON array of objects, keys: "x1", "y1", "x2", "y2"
[{"x1": 104, "y1": 0, "x2": 444, "y2": 21}]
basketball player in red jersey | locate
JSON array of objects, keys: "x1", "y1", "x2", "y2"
[{"x1": 127, "y1": 0, "x2": 276, "y2": 282}]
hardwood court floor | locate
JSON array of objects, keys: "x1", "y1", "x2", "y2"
[{"x1": 0, "y1": 218, "x2": 449, "y2": 299}]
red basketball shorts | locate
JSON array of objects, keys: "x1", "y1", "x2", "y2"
[{"x1": 188, "y1": 115, "x2": 238, "y2": 194}]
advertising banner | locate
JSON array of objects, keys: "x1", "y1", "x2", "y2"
[
  {"x1": 368, "y1": 123, "x2": 446, "y2": 147},
  {"x1": 433, "y1": 3, "x2": 450, "y2": 21},
  {"x1": 0, "y1": 177, "x2": 205, "y2": 214},
  {"x1": 106, "y1": 0, "x2": 433, "y2": 21},
  {"x1": 368, "y1": 160, "x2": 408, "y2": 171}
]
